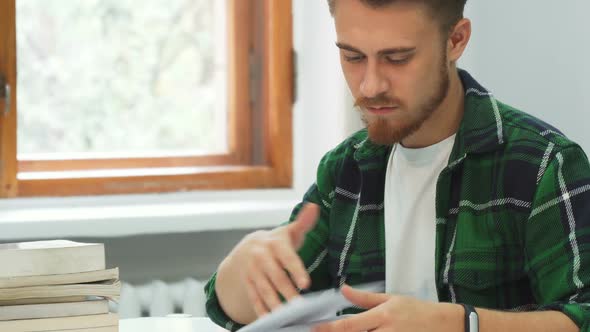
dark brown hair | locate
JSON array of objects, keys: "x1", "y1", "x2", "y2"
[{"x1": 327, "y1": 0, "x2": 468, "y2": 34}]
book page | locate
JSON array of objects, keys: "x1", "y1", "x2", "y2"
[{"x1": 239, "y1": 281, "x2": 384, "y2": 332}]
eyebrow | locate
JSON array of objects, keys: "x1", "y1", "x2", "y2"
[{"x1": 335, "y1": 42, "x2": 416, "y2": 56}]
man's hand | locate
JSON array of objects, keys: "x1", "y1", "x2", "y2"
[
  {"x1": 221, "y1": 203, "x2": 320, "y2": 318},
  {"x1": 313, "y1": 285, "x2": 463, "y2": 332}
]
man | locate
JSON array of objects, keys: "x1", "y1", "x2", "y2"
[{"x1": 205, "y1": 0, "x2": 590, "y2": 331}]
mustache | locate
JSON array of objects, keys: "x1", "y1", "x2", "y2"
[{"x1": 354, "y1": 94, "x2": 400, "y2": 109}]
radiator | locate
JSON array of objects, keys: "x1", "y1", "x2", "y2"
[{"x1": 113, "y1": 279, "x2": 208, "y2": 319}]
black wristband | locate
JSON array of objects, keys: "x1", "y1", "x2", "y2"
[{"x1": 460, "y1": 304, "x2": 479, "y2": 332}]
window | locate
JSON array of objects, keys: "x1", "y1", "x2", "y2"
[{"x1": 0, "y1": 0, "x2": 293, "y2": 197}]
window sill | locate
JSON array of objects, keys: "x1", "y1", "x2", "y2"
[{"x1": 0, "y1": 192, "x2": 298, "y2": 241}]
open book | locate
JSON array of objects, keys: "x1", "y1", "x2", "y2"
[{"x1": 239, "y1": 281, "x2": 385, "y2": 332}]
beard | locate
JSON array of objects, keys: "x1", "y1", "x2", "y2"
[{"x1": 355, "y1": 56, "x2": 450, "y2": 146}]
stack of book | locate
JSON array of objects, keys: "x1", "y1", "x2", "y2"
[{"x1": 0, "y1": 240, "x2": 120, "y2": 332}]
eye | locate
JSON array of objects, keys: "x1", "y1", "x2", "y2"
[
  {"x1": 385, "y1": 55, "x2": 411, "y2": 65},
  {"x1": 342, "y1": 53, "x2": 365, "y2": 63}
]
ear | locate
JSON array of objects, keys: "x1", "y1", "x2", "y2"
[{"x1": 447, "y1": 18, "x2": 472, "y2": 63}]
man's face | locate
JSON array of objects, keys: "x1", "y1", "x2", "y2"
[{"x1": 334, "y1": 0, "x2": 451, "y2": 145}]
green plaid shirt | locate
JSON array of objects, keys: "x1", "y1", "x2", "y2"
[{"x1": 205, "y1": 70, "x2": 590, "y2": 331}]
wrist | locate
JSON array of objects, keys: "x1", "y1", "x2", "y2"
[{"x1": 436, "y1": 303, "x2": 465, "y2": 332}]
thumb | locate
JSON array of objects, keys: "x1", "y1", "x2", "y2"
[
  {"x1": 341, "y1": 284, "x2": 390, "y2": 309},
  {"x1": 289, "y1": 203, "x2": 320, "y2": 248}
]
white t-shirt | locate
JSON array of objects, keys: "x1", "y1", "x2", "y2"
[{"x1": 384, "y1": 134, "x2": 456, "y2": 302}]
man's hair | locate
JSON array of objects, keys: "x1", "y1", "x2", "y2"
[{"x1": 327, "y1": 0, "x2": 468, "y2": 33}]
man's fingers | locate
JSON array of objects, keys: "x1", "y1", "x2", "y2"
[
  {"x1": 341, "y1": 284, "x2": 390, "y2": 309},
  {"x1": 289, "y1": 203, "x2": 320, "y2": 247},
  {"x1": 250, "y1": 270, "x2": 283, "y2": 311},
  {"x1": 245, "y1": 277, "x2": 269, "y2": 317},
  {"x1": 275, "y1": 242, "x2": 311, "y2": 290},
  {"x1": 262, "y1": 256, "x2": 301, "y2": 301},
  {"x1": 240, "y1": 203, "x2": 319, "y2": 319},
  {"x1": 313, "y1": 311, "x2": 380, "y2": 332}
]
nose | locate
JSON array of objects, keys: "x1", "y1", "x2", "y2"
[{"x1": 359, "y1": 60, "x2": 389, "y2": 98}]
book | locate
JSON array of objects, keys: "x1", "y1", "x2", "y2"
[
  {"x1": 0, "y1": 296, "x2": 90, "y2": 306},
  {"x1": 0, "y1": 280, "x2": 121, "y2": 302},
  {"x1": 0, "y1": 313, "x2": 118, "y2": 332},
  {"x1": 0, "y1": 268, "x2": 119, "y2": 289},
  {"x1": 49, "y1": 327, "x2": 118, "y2": 332},
  {"x1": 0, "y1": 240, "x2": 105, "y2": 278},
  {"x1": 239, "y1": 281, "x2": 385, "y2": 332},
  {"x1": 0, "y1": 300, "x2": 109, "y2": 321}
]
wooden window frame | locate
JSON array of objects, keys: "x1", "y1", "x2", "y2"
[{"x1": 0, "y1": 0, "x2": 293, "y2": 197}]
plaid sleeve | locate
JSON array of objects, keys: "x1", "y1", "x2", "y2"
[
  {"x1": 287, "y1": 149, "x2": 339, "y2": 292},
  {"x1": 204, "y1": 152, "x2": 337, "y2": 330},
  {"x1": 526, "y1": 145, "x2": 590, "y2": 330}
]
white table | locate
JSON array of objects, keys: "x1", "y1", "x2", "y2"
[{"x1": 120, "y1": 316, "x2": 228, "y2": 332}]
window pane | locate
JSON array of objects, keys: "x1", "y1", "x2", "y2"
[{"x1": 16, "y1": 0, "x2": 228, "y2": 158}]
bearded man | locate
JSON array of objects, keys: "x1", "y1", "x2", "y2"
[{"x1": 205, "y1": 1, "x2": 590, "y2": 331}]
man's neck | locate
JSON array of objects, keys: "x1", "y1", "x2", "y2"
[{"x1": 401, "y1": 67, "x2": 465, "y2": 149}]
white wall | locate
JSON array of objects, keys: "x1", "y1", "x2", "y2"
[
  {"x1": 461, "y1": 1, "x2": 590, "y2": 153},
  {"x1": 293, "y1": 0, "x2": 352, "y2": 189}
]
